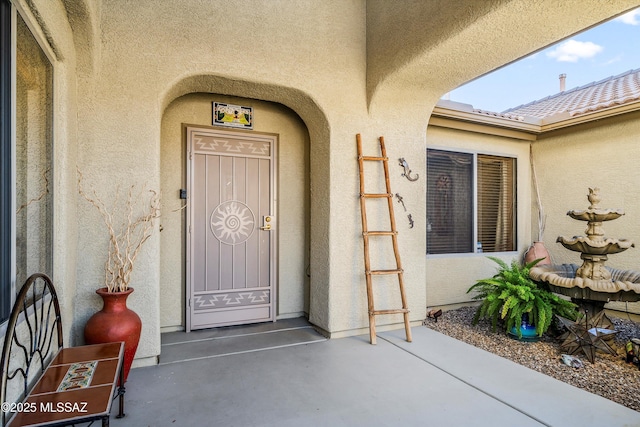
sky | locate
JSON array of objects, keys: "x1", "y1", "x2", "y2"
[{"x1": 445, "y1": 8, "x2": 640, "y2": 113}]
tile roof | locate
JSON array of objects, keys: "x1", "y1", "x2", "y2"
[
  {"x1": 501, "y1": 68, "x2": 640, "y2": 119},
  {"x1": 471, "y1": 109, "x2": 526, "y2": 122}
]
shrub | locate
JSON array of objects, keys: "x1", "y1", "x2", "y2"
[{"x1": 467, "y1": 257, "x2": 578, "y2": 338}]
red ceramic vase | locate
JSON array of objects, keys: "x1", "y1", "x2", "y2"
[
  {"x1": 524, "y1": 241, "x2": 551, "y2": 266},
  {"x1": 84, "y1": 287, "x2": 141, "y2": 383}
]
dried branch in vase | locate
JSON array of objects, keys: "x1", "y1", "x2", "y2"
[
  {"x1": 78, "y1": 168, "x2": 161, "y2": 292},
  {"x1": 530, "y1": 144, "x2": 546, "y2": 242}
]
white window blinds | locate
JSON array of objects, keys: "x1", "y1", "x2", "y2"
[{"x1": 477, "y1": 155, "x2": 516, "y2": 253}]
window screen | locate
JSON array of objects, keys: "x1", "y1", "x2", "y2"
[
  {"x1": 15, "y1": 12, "x2": 54, "y2": 287},
  {"x1": 427, "y1": 149, "x2": 516, "y2": 255},
  {"x1": 426, "y1": 149, "x2": 473, "y2": 254}
]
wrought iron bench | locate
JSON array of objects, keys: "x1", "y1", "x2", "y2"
[{"x1": 1, "y1": 274, "x2": 125, "y2": 427}]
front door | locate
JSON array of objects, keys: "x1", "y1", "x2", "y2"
[{"x1": 186, "y1": 126, "x2": 277, "y2": 331}]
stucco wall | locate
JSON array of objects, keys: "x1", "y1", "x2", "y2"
[
  {"x1": 9, "y1": 0, "x2": 638, "y2": 367},
  {"x1": 159, "y1": 94, "x2": 310, "y2": 330},
  {"x1": 328, "y1": 127, "x2": 428, "y2": 338},
  {"x1": 533, "y1": 111, "x2": 640, "y2": 313},
  {"x1": 425, "y1": 125, "x2": 532, "y2": 307},
  {"x1": 71, "y1": 0, "x2": 367, "y2": 364}
]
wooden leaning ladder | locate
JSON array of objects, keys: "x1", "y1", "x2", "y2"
[{"x1": 356, "y1": 134, "x2": 412, "y2": 345}]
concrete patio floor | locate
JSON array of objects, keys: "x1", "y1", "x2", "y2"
[{"x1": 113, "y1": 319, "x2": 640, "y2": 427}]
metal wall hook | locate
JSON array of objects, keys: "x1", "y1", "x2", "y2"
[{"x1": 399, "y1": 158, "x2": 419, "y2": 181}]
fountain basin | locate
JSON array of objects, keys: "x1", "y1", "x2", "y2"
[
  {"x1": 567, "y1": 209, "x2": 624, "y2": 222},
  {"x1": 557, "y1": 236, "x2": 634, "y2": 255},
  {"x1": 530, "y1": 263, "x2": 640, "y2": 303}
]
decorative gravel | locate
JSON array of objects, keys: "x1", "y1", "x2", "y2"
[{"x1": 423, "y1": 306, "x2": 640, "y2": 412}]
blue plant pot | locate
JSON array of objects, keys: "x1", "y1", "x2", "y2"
[{"x1": 508, "y1": 318, "x2": 540, "y2": 342}]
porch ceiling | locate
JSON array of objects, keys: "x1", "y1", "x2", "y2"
[{"x1": 366, "y1": 0, "x2": 640, "y2": 113}]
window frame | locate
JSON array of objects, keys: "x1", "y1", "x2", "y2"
[
  {"x1": 1, "y1": 0, "x2": 12, "y2": 324},
  {"x1": 1, "y1": 1, "x2": 56, "y2": 326},
  {"x1": 426, "y1": 146, "x2": 518, "y2": 257},
  {"x1": 476, "y1": 153, "x2": 517, "y2": 254}
]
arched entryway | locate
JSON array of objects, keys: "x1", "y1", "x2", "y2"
[{"x1": 158, "y1": 80, "x2": 324, "y2": 332}]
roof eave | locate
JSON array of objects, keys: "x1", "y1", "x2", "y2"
[
  {"x1": 540, "y1": 100, "x2": 640, "y2": 132},
  {"x1": 431, "y1": 99, "x2": 640, "y2": 138},
  {"x1": 431, "y1": 102, "x2": 542, "y2": 133}
]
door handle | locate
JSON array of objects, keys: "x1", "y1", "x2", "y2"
[{"x1": 260, "y1": 215, "x2": 273, "y2": 231}]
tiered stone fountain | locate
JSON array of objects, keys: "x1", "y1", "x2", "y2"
[
  {"x1": 529, "y1": 188, "x2": 640, "y2": 362},
  {"x1": 530, "y1": 188, "x2": 640, "y2": 314}
]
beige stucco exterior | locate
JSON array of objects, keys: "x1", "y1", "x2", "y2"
[
  {"x1": 160, "y1": 94, "x2": 310, "y2": 330},
  {"x1": 533, "y1": 111, "x2": 640, "y2": 313},
  {"x1": 6, "y1": 0, "x2": 640, "y2": 367},
  {"x1": 428, "y1": 102, "x2": 640, "y2": 315}
]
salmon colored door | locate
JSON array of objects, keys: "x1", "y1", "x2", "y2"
[{"x1": 186, "y1": 126, "x2": 277, "y2": 331}]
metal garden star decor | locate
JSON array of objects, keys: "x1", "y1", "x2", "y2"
[{"x1": 556, "y1": 311, "x2": 618, "y2": 363}]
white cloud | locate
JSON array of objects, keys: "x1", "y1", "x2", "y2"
[
  {"x1": 615, "y1": 9, "x2": 640, "y2": 25},
  {"x1": 546, "y1": 40, "x2": 603, "y2": 62}
]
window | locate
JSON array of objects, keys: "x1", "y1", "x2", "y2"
[
  {"x1": 1, "y1": 0, "x2": 11, "y2": 322},
  {"x1": 15, "y1": 12, "x2": 54, "y2": 286},
  {"x1": 427, "y1": 149, "x2": 516, "y2": 255},
  {"x1": 1, "y1": 2, "x2": 54, "y2": 323}
]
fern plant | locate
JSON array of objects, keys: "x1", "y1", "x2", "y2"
[{"x1": 467, "y1": 257, "x2": 577, "y2": 338}]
